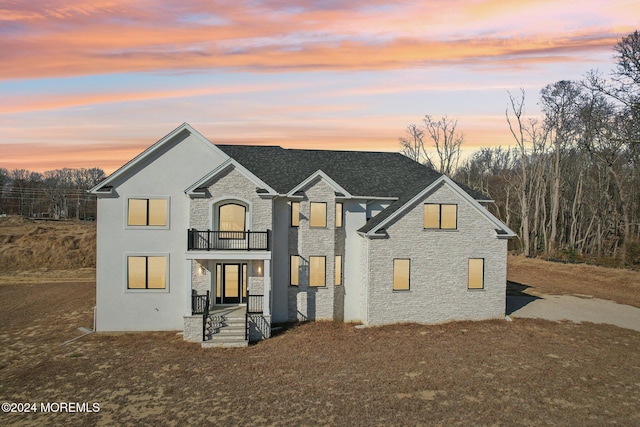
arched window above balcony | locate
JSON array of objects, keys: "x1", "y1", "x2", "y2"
[{"x1": 218, "y1": 203, "x2": 246, "y2": 233}]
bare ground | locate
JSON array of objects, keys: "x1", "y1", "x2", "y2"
[{"x1": 508, "y1": 254, "x2": 640, "y2": 308}]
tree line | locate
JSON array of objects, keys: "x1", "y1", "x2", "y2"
[
  {"x1": 402, "y1": 31, "x2": 640, "y2": 267},
  {"x1": 0, "y1": 167, "x2": 105, "y2": 220}
]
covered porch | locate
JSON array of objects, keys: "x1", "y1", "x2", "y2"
[{"x1": 183, "y1": 251, "x2": 272, "y2": 346}]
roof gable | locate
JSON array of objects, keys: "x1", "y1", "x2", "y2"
[
  {"x1": 89, "y1": 123, "x2": 229, "y2": 194},
  {"x1": 359, "y1": 175, "x2": 515, "y2": 239},
  {"x1": 286, "y1": 170, "x2": 352, "y2": 198},
  {"x1": 185, "y1": 158, "x2": 277, "y2": 197}
]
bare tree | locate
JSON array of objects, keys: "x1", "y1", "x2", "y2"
[
  {"x1": 398, "y1": 115, "x2": 464, "y2": 175},
  {"x1": 399, "y1": 124, "x2": 431, "y2": 167},
  {"x1": 506, "y1": 90, "x2": 530, "y2": 255},
  {"x1": 540, "y1": 80, "x2": 582, "y2": 254},
  {"x1": 423, "y1": 115, "x2": 463, "y2": 175}
]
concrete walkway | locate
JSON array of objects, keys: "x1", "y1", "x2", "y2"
[{"x1": 507, "y1": 294, "x2": 640, "y2": 332}]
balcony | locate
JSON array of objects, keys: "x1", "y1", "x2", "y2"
[{"x1": 187, "y1": 229, "x2": 270, "y2": 251}]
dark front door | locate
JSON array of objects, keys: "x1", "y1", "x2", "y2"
[{"x1": 216, "y1": 263, "x2": 247, "y2": 305}]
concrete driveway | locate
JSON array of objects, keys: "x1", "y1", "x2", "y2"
[{"x1": 507, "y1": 294, "x2": 640, "y2": 332}]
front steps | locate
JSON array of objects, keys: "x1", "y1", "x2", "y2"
[{"x1": 202, "y1": 310, "x2": 248, "y2": 348}]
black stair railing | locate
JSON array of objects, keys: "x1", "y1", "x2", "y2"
[
  {"x1": 245, "y1": 293, "x2": 264, "y2": 341},
  {"x1": 202, "y1": 291, "x2": 210, "y2": 342},
  {"x1": 192, "y1": 290, "x2": 209, "y2": 315}
]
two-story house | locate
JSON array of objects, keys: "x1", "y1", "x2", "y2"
[{"x1": 90, "y1": 123, "x2": 514, "y2": 347}]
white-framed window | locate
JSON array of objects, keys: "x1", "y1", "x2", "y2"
[
  {"x1": 218, "y1": 203, "x2": 246, "y2": 239},
  {"x1": 309, "y1": 256, "x2": 326, "y2": 287},
  {"x1": 468, "y1": 258, "x2": 484, "y2": 289},
  {"x1": 310, "y1": 202, "x2": 327, "y2": 228},
  {"x1": 126, "y1": 197, "x2": 170, "y2": 228},
  {"x1": 335, "y1": 255, "x2": 342, "y2": 286},
  {"x1": 126, "y1": 255, "x2": 169, "y2": 291},
  {"x1": 393, "y1": 258, "x2": 410, "y2": 291},
  {"x1": 424, "y1": 203, "x2": 457, "y2": 230},
  {"x1": 336, "y1": 202, "x2": 343, "y2": 228}
]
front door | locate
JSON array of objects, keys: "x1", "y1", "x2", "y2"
[{"x1": 216, "y1": 263, "x2": 247, "y2": 305}]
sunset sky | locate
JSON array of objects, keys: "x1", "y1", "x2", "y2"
[{"x1": 1, "y1": 0, "x2": 638, "y2": 174}]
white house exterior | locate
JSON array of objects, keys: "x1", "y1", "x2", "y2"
[{"x1": 90, "y1": 123, "x2": 514, "y2": 346}]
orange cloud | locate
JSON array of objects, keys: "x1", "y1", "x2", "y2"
[
  {"x1": 0, "y1": 31, "x2": 624, "y2": 80},
  {"x1": 1, "y1": 0, "x2": 636, "y2": 79},
  {"x1": 0, "y1": 82, "x2": 309, "y2": 114},
  {"x1": 0, "y1": 141, "x2": 147, "y2": 173}
]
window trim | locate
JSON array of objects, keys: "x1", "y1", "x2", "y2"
[
  {"x1": 125, "y1": 196, "x2": 170, "y2": 229},
  {"x1": 290, "y1": 255, "x2": 299, "y2": 286},
  {"x1": 290, "y1": 202, "x2": 300, "y2": 227},
  {"x1": 468, "y1": 258, "x2": 485, "y2": 290},
  {"x1": 392, "y1": 258, "x2": 411, "y2": 291},
  {"x1": 309, "y1": 256, "x2": 327, "y2": 287},
  {"x1": 423, "y1": 203, "x2": 457, "y2": 230},
  {"x1": 309, "y1": 202, "x2": 327, "y2": 228},
  {"x1": 125, "y1": 253, "x2": 170, "y2": 292},
  {"x1": 336, "y1": 202, "x2": 343, "y2": 228}
]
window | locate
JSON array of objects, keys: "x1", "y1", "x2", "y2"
[
  {"x1": 127, "y1": 198, "x2": 167, "y2": 226},
  {"x1": 393, "y1": 259, "x2": 410, "y2": 291},
  {"x1": 468, "y1": 258, "x2": 484, "y2": 289},
  {"x1": 218, "y1": 203, "x2": 245, "y2": 238},
  {"x1": 290, "y1": 255, "x2": 299, "y2": 286},
  {"x1": 309, "y1": 256, "x2": 326, "y2": 287},
  {"x1": 127, "y1": 256, "x2": 167, "y2": 289},
  {"x1": 424, "y1": 204, "x2": 457, "y2": 229},
  {"x1": 335, "y1": 255, "x2": 342, "y2": 286},
  {"x1": 310, "y1": 202, "x2": 327, "y2": 227},
  {"x1": 336, "y1": 202, "x2": 343, "y2": 228},
  {"x1": 291, "y1": 202, "x2": 300, "y2": 227}
]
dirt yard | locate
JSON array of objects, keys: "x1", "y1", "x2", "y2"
[
  {"x1": 1, "y1": 217, "x2": 640, "y2": 425},
  {"x1": 508, "y1": 254, "x2": 640, "y2": 308}
]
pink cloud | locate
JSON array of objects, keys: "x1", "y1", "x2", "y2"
[{"x1": 0, "y1": 1, "x2": 636, "y2": 79}]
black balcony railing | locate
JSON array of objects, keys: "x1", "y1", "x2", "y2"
[{"x1": 188, "y1": 229, "x2": 270, "y2": 251}]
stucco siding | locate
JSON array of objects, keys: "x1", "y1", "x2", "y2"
[
  {"x1": 271, "y1": 198, "x2": 290, "y2": 323},
  {"x1": 95, "y1": 132, "x2": 227, "y2": 331},
  {"x1": 366, "y1": 182, "x2": 507, "y2": 326},
  {"x1": 342, "y1": 200, "x2": 367, "y2": 322}
]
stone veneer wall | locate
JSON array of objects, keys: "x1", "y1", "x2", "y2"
[
  {"x1": 365, "y1": 183, "x2": 507, "y2": 326},
  {"x1": 189, "y1": 166, "x2": 272, "y2": 231},
  {"x1": 183, "y1": 315, "x2": 202, "y2": 342},
  {"x1": 288, "y1": 178, "x2": 339, "y2": 321},
  {"x1": 191, "y1": 260, "x2": 210, "y2": 295}
]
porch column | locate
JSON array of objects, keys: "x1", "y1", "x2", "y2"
[{"x1": 263, "y1": 260, "x2": 271, "y2": 316}]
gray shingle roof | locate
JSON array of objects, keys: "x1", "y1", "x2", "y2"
[
  {"x1": 216, "y1": 144, "x2": 491, "y2": 234},
  {"x1": 217, "y1": 145, "x2": 441, "y2": 197}
]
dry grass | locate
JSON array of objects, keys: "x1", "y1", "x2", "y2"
[
  {"x1": 0, "y1": 216, "x2": 95, "y2": 274},
  {"x1": 508, "y1": 254, "x2": 640, "y2": 308},
  {"x1": 1, "y1": 281, "x2": 639, "y2": 426}
]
